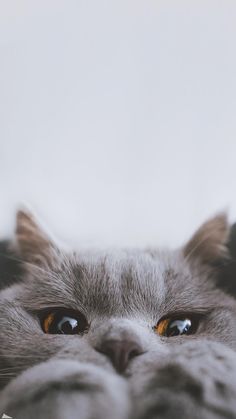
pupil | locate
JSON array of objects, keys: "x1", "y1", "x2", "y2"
[
  {"x1": 168, "y1": 319, "x2": 191, "y2": 337},
  {"x1": 58, "y1": 317, "x2": 78, "y2": 334}
]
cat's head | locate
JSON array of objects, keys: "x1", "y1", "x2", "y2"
[{"x1": 0, "y1": 210, "x2": 236, "y2": 388}]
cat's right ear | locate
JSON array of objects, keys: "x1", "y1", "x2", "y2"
[{"x1": 15, "y1": 210, "x2": 59, "y2": 267}]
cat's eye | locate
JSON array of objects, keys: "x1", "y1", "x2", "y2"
[
  {"x1": 41, "y1": 309, "x2": 89, "y2": 335},
  {"x1": 154, "y1": 316, "x2": 198, "y2": 337}
]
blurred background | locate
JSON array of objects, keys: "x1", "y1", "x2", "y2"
[{"x1": 1, "y1": 0, "x2": 236, "y2": 248}]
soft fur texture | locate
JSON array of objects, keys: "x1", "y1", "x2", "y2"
[{"x1": 0, "y1": 211, "x2": 236, "y2": 419}]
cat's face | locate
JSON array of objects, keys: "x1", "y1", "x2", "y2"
[{"x1": 0, "y1": 211, "x2": 236, "y2": 390}]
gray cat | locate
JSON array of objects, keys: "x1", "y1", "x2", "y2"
[{"x1": 0, "y1": 210, "x2": 236, "y2": 419}]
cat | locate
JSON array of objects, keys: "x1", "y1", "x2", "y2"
[{"x1": 0, "y1": 210, "x2": 236, "y2": 419}]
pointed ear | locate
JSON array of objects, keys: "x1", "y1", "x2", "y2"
[
  {"x1": 183, "y1": 213, "x2": 230, "y2": 265},
  {"x1": 217, "y1": 223, "x2": 236, "y2": 297},
  {"x1": 15, "y1": 210, "x2": 58, "y2": 267}
]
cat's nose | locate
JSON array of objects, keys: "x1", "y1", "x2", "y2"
[{"x1": 97, "y1": 339, "x2": 143, "y2": 373}]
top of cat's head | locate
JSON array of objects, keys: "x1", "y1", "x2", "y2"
[
  {"x1": 12, "y1": 209, "x2": 235, "y2": 300},
  {"x1": 15, "y1": 208, "x2": 230, "y2": 266}
]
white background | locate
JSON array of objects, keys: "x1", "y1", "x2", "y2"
[{"x1": 1, "y1": 0, "x2": 236, "y2": 249}]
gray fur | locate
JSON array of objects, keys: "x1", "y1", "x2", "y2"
[{"x1": 0, "y1": 211, "x2": 236, "y2": 419}]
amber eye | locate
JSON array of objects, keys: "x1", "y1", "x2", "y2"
[
  {"x1": 41, "y1": 309, "x2": 89, "y2": 335},
  {"x1": 154, "y1": 316, "x2": 197, "y2": 337}
]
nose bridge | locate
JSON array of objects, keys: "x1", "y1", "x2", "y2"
[{"x1": 90, "y1": 317, "x2": 149, "y2": 355}]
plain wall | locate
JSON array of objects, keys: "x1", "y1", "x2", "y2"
[{"x1": 1, "y1": 0, "x2": 236, "y2": 248}]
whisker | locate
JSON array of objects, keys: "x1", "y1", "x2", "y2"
[
  {"x1": 0, "y1": 375, "x2": 21, "y2": 379},
  {"x1": 0, "y1": 355, "x2": 47, "y2": 358}
]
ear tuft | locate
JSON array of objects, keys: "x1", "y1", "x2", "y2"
[
  {"x1": 15, "y1": 209, "x2": 57, "y2": 266},
  {"x1": 184, "y1": 213, "x2": 230, "y2": 265}
]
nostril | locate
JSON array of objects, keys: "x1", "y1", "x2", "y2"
[{"x1": 96, "y1": 339, "x2": 143, "y2": 373}]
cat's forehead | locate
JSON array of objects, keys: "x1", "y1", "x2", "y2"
[
  {"x1": 71, "y1": 248, "x2": 177, "y2": 280},
  {"x1": 18, "y1": 248, "x2": 177, "y2": 311},
  {"x1": 73, "y1": 247, "x2": 174, "y2": 267},
  {"x1": 16, "y1": 246, "x2": 221, "y2": 319},
  {"x1": 65, "y1": 248, "x2": 224, "y2": 318},
  {"x1": 69, "y1": 247, "x2": 205, "y2": 296},
  {"x1": 56, "y1": 248, "x2": 179, "y2": 318}
]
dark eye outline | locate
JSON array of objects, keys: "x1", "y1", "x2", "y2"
[
  {"x1": 153, "y1": 313, "x2": 203, "y2": 337},
  {"x1": 40, "y1": 308, "x2": 89, "y2": 335}
]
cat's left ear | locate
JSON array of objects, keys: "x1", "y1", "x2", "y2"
[
  {"x1": 183, "y1": 214, "x2": 236, "y2": 298},
  {"x1": 183, "y1": 213, "x2": 230, "y2": 265},
  {"x1": 15, "y1": 210, "x2": 59, "y2": 267}
]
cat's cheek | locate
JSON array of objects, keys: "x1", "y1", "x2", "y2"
[
  {"x1": 54, "y1": 336, "x2": 117, "y2": 373},
  {"x1": 0, "y1": 360, "x2": 131, "y2": 419}
]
